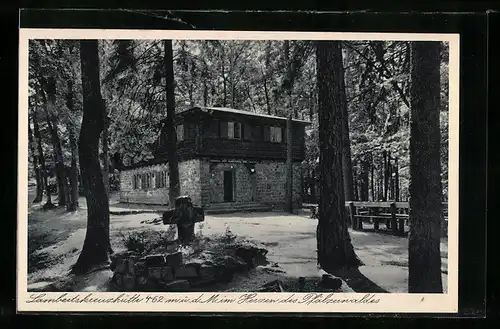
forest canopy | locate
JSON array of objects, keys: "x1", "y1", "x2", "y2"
[{"x1": 28, "y1": 39, "x2": 449, "y2": 203}]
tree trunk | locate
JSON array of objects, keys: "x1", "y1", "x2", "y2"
[
  {"x1": 28, "y1": 115, "x2": 43, "y2": 203},
  {"x1": 340, "y1": 42, "x2": 354, "y2": 203},
  {"x1": 247, "y1": 86, "x2": 257, "y2": 112},
  {"x1": 316, "y1": 41, "x2": 361, "y2": 272},
  {"x1": 264, "y1": 42, "x2": 272, "y2": 115},
  {"x1": 231, "y1": 79, "x2": 236, "y2": 108},
  {"x1": 221, "y1": 60, "x2": 227, "y2": 107},
  {"x1": 370, "y1": 153, "x2": 375, "y2": 201},
  {"x1": 408, "y1": 41, "x2": 443, "y2": 293},
  {"x1": 395, "y1": 158, "x2": 400, "y2": 201},
  {"x1": 352, "y1": 160, "x2": 359, "y2": 201},
  {"x1": 390, "y1": 161, "x2": 395, "y2": 201},
  {"x1": 383, "y1": 150, "x2": 388, "y2": 201},
  {"x1": 102, "y1": 105, "x2": 110, "y2": 196},
  {"x1": 284, "y1": 40, "x2": 294, "y2": 213},
  {"x1": 263, "y1": 75, "x2": 271, "y2": 115},
  {"x1": 33, "y1": 107, "x2": 52, "y2": 206},
  {"x1": 164, "y1": 40, "x2": 181, "y2": 206},
  {"x1": 309, "y1": 91, "x2": 314, "y2": 122},
  {"x1": 65, "y1": 79, "x2": 79, "y2": 211},
  {"x1": 72, "y1": 40, "x2": 111, "y2": 274},
  {"x1": 203, "y1": 79, "x2": 208, "y2": 106},
  {"x1": 360, "y1": 157, "x2": 369, "y2": 201},
  {"x1": 43, "y1": 78, "x2": 69, "y2": 207}
]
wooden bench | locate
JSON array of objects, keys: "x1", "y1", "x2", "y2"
[
  {"x1": 307, "y1": 201, "x2": 448, "y2": 237},
  {"x1": 346, "y1": 201, "x2": 408, "y2": 236},
  {"x1": 345, "y1": 201, "x2": 448, "y2": 237}
]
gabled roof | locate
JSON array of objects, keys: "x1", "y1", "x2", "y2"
[{"x1": 179, "y1": 106, "x2": 311, "y2": 124}]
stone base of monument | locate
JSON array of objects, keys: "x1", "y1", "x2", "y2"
[{"x1": 110, "y1": 245, "x2": 269, "y2": 292}]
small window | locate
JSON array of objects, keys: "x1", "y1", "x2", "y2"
[
  {"x1": 132, "y1": 174, "x2": 138, "y2": 189},
  {"x1": 234, "y1": 122, "x2": 241, "y2": 139},
  {"x1": 136, "y1": 174, "x2": 142, "y2": 190},
  {"x1": 155, "y1": 172, "x2": 160, "y2": 188},
  {"x1": 220, "y1": 121, "x2": 228, "y2": 138},
  {"x1": 270, "y1": 126, "x2": 282, "y2": 143},
  {"x1": 227, "y1": 121, "x2": 241, "y2": 139},
  {"x1": 157, "y1": 171, "x2": 167, "y2": 188},
  {"x1": 243, "y1": 123, "x2": 252, "y2": 140},
  {"x1": 176, "y1": 124, "x2": 184, "y2": 142},
  {"x1": 263, "y1": 126, "x2": 270, "y2": 142},
  {"x1": 228, "y1": 122, "x2": 234, "y2": 138}
]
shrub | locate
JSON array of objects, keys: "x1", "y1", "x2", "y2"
[
  {"x1": 220, "y1": 227, "x2": 236, "y2": 245},
  {"x1": 118, "y1": 226, "x2": 176, "y2": 255}
]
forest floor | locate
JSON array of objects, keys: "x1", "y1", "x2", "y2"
[{"x1": 25, "y1": 187, "x2": 448, "y2": 293}]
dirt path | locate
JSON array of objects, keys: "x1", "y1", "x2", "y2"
[
  {"x1": 27, "y1": 195, "x2": 448, "y2": 293},
  {"x1": 198, "y1": 212, "x2": 448, "y2": 293}
]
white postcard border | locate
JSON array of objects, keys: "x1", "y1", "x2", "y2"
[{"x1": 17, "y1": 28, "x2": 460, "y2": 313}]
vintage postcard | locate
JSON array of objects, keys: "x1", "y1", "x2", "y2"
[{"x1": 18, "y1": 28, "x2": 459, "y2": 313}]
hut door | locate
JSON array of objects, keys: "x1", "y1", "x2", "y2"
[{"x1": 223, "y1": 170, "x2": 234, "y2": 202}]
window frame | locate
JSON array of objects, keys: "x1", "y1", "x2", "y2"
[
  {"x1": 227, "y1": 121, "x2": 242, "y2": 140},
  {"x1": 270, "y1": 126, "x2": 283, "y2": 143},
  {"x1": 176, "y1": 124, "x2": 185, "y2": 142}
]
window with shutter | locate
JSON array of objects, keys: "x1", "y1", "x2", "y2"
[
  {"x1": 228, "y1": 121, "x2": 234, "y2": 138},
  {"x1": 244, "y1": 123, "x2": 252, "y2": 140},
  {"x1": 162, "y1": 171, "x2": 168, "y2": 188},
  {"x1": 227, "y1": 121, "x2": 241, "y2": 139},
  {"x1": 176, "y1": 124, "x2": 184, "y2": 142},
  {"x1": 263, "y1": 126, "x2": 270, "y2": 141},
  {"x1": 220, "y1": 121, "x2": 228, "y2": 138},
  {"x1": 270, "y1": 126, "x2": 282, "y2": 143},
  {"x1": 234, "y1": 122, "x2": 241, "y2": 139}
]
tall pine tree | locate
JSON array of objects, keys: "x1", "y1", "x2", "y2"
[
  {"x1": 408, "y1": 41, "x2": 443, "y2": 293},
  {"x1": 316, "y1": 40, "x2": 361, "y2": 272},
  {"x1": 72, "y1": 40, "x2": 112, "y2": 274}
]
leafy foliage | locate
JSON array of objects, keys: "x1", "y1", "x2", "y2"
[{"x1": 28, "y1": 39, "x2": 450, "y2": 201}]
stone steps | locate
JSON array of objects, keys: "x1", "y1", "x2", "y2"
[{"x1": 204, "y1": 202, "x2": 273, "y2": 214}]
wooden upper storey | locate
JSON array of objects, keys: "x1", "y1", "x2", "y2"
[{"x1": 154, "y1": 107, "x2": 309, "y2": 161}]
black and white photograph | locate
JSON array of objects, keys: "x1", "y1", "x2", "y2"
[{"x1": 18, "y1": 29, "x2": 459, "y2": 313}]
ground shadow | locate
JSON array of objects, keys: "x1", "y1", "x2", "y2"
[{"x1": 333, "y1": 267, "x2": 389, "y2": 293}]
